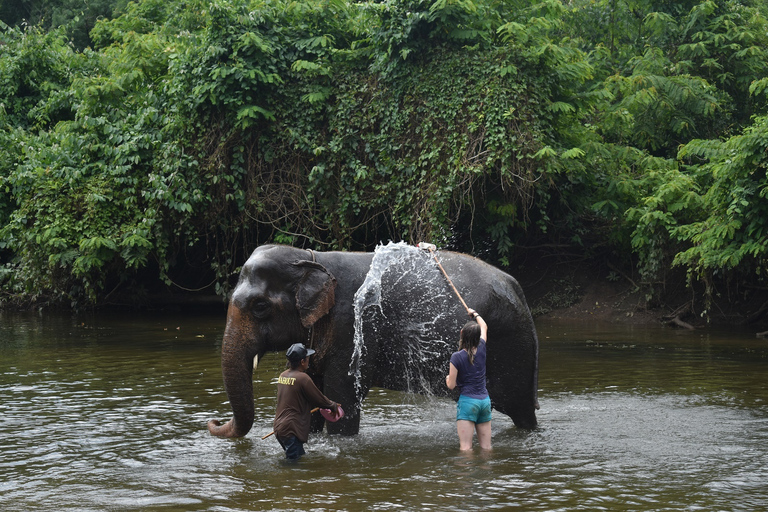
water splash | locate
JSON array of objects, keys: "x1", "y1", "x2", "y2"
[{"x1": 349, "y1": 241, "x2": 464, "y2": 402}]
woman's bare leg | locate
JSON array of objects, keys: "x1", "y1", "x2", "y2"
[
  {"x1": 476, "y1": 421, "x2": 492, "y2": 450},
  {"x1": 456, "y1": 420, "x2": 475, "y2": 450}
]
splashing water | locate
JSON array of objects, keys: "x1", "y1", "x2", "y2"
[{"x1": 349, "y1": 241, "x2": 465, "y2": 402}]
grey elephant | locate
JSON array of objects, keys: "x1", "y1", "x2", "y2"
[{"x1": 207, "y1": 242, "x2": 539, "y2": 438}]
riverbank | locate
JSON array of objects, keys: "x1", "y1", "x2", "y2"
[{"x1": 516, "y1": 254, "x2": 768, "y2": 335}]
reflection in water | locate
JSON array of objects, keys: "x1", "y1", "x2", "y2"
[{"x1": 0, "y1": 313, "x2": 767, "y2": 511}]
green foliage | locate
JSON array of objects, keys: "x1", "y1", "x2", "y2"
[
  {"x1": 312, "y1": 45, "x2": 548, "y2": 250},
  {"x1": 670, "y1": 0, "x2": 768, "y2": 124},
  {"x1": 601, "y1": 47, "x2": 722, "y2": 155},
  {"x1": 564, "y1": 0, "x2": 768, "y2": 157},
  {"x1": 561, "y1": 0, "x2": 768, "y2": 304},
  {"x1": 619, "y1": 111, "x2": 768, "y2": 304},
  {"x1": 368, "y1": 0, "x2": 503, "y2": 78},
  {"x1": 624, "y1": 163, "x2": 702, "y2": 294},
  {"x1": 0, "y1": 0, "x2": 130, "y2": 49},
  {"x1": 89, "y1": 0, "x2": 194, "y2": 48},
  {"x1": 673, "y1": 115, "x2": 768, "y2": 281},
  {"x1": 0, "y1": 16, "x2": 185, "y2": 305},
  {"x1": 0, "y1": 24, "x2": 74, "y2": 129},
  {"x1": 2, "y1": 0, "x2": 768, "y2": 310}
]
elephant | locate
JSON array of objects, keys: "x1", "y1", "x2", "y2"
[{"x1": 207, "y1": 242, "x2": 539, "y2": 438}]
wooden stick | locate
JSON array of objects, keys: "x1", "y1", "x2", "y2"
[
  {"x1": 261, "y1": 407, "x2": 320, "y2": 440},
  {"x1": 425, "y1": 246, "x2": 470, "y2": 314}
]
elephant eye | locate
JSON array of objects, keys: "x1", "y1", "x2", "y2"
[{"x1": 251, "y1": 299, "x2": 272, "y2": 317}]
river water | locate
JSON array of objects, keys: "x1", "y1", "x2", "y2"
[{"x1": 1, "y1": 311, "x2": 766, "y2": 511}]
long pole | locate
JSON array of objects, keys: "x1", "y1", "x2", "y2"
[{"x1": 418, "y1": 243, "x2": 470, "y2": 314}]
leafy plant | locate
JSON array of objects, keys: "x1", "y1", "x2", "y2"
[
  {"x1": 674, "y1": 114, "x2": 768, "y2": 288},
  {"x1": 2, "y1": 0, "x2": 768, "y2": 312}
]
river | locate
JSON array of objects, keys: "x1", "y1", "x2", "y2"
[{"x1": 1, "y1": 311, "x2": 766, "y2": 511}]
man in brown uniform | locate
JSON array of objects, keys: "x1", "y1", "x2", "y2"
[{"x1": 273, "y1": 343, "x2": 339, "y2": 460}]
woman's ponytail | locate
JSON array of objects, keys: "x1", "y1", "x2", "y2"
[{"x1": 459, "y1": 321, "x2": 481, "y2": 365}]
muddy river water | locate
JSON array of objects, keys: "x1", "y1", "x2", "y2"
[{"x1": 1, "y1": 311, "x2": 766, "y2": 511}]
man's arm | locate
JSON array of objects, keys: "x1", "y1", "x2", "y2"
[{"x1": 301, "y1": 373, "x2": 338, "y2": 412}]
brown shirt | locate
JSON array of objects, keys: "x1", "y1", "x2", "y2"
[{"x1": 273, "y1": 369, "x2": 335, "y2": 443}]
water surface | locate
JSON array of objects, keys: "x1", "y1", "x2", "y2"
[{"x1": 1, "y1": 312, "x2": 766, "y2": 511}]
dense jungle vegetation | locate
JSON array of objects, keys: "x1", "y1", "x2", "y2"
[{"x1": 1, "y1": 0, "x2": 767, "y2": 321}]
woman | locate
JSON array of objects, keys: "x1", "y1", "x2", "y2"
[{"x1": 445, "y1": 308, "x2": 491, "y2": 451}]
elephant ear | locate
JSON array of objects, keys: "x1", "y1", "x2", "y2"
[{"x1": 293, "y1": 260, "x2": 337, "y2": 328}]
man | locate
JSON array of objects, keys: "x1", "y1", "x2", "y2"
[{"x1": 273, "y1": 343, "x2": 339, "y2": 460}]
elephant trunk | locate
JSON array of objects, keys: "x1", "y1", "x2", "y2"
[{"x1": 208, "y1": 305, "x2": 258, "y2": 438}]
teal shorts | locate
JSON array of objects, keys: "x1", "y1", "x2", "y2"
[{"x1": 456, "y1": 395, "x2": 492, "y2": 424}]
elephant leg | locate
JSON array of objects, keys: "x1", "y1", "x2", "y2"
[
  {"x1": 326, "y1": 403, "x2": 361, "y2": 436},
  {"x1": 310, "y1": 413, "x2": 326, "y2": 433},
  {"x1": 487, "y1": 331, "x2": 539, "y2": 430},
  {"x1": 321, "y1": 365, "x2": 364, "y2": 436},
  {"x1": 309, "y1": 373, "x2": 326, "y2": 433},
  {"x1": 488, "y1": 370, "x2": 538, "y2": 429},
  {"x1": 491, "y1": 394, "x2": 538, "y2": 429},
  {"x1": 509, "y1": 404, "x2": 538, "y2": 430}
]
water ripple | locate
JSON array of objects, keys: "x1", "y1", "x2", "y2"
[{"x1": 2, "y1": 314, "x2": 768, "y2": 511}]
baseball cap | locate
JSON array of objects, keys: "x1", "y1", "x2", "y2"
[{"x1": 286, "y1": 343, "x2": 315, "y2": 361}]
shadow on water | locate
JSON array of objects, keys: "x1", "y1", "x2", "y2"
[{"x1": 1, "y1": 312, "x2": 767, "y2": 511}]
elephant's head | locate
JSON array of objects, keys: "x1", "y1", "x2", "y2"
[{"x1": 208, "y1": 245, "x2": 337, "y2": 438}]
